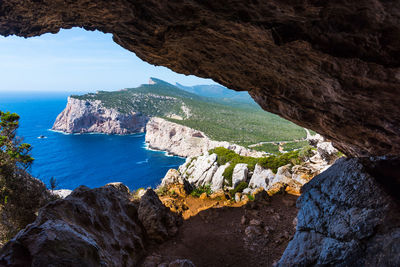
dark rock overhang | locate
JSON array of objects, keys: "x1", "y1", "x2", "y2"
[{"x1": 1, "y1": 0, "x2": 399, "y2": 157}]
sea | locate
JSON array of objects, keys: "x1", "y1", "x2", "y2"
[{"x1": 0, "y1": 92, "x2": 185, "y2": 191}]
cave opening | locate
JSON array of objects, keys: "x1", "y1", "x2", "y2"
[{"x1": 0, "y1": 0, "x2": 399, "y2": 265}]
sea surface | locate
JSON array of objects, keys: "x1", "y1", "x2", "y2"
[{"x1": 0, "y1": 92, "x2": 185, "y2": 190}]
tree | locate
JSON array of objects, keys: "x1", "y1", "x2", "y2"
[
  {"x1": 0, "y1": 111, "x2": 34, "y2": 170},
  {"x1": 49, "y1": 177, "x2": 57, "y2": 191}
]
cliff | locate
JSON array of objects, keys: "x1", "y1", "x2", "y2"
[
  {"x1": 145, "y1": 117, "x2": 266, "y2": 158},
  {"x1": 52, "y1": 97, "x2": 149, "y2": 134},
  {"x1": 53, "y1": 96, "x2": 268, "y2": 158}
]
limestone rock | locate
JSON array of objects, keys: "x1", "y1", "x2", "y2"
[
  {"x1": 51, "y1": 189, "x2": 72, "y2": 199},
  {"x1": 232, "y1": 164, "x2": 248, "y2": 188},
  {"x1": 138, "y1": 189, "x2": 182, "y2": 242},
  {"x1": 0, "y1": 184, "x2": 146, "y2": 266},
  {"x1": 52, "y1": 97, "x2": 148, "y2": 134},
  {"x1": 268, "y1": 164, "x2": 292, "y2": 187},
  {"x1": 234, "y1": 192, "x2": 242, "y2": 203},
  {"x1": 180, "y1": 153, "x2": 218, "y2": 186},
  {"x1": 161, "y1": 169, "x2": 184, "y2": 187},
  {"x1": 248, "y1": 164, "x2": 274, "y2": 189},
  {"x1": 278, "y1": 158, "x2": 400, "y2": 266},
  {"x1": 146, "y1": 117, "x2": 266, "y2": 158},
  {"x1": 210, "y1": 163, "x2": 230, "y2": 192}
]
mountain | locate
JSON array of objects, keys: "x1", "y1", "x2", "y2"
[
  {"x1": 53, "y1": 78, "x2": 307, "y2": 152},
  {"x1": 175, "y1": 82, "x2": 254, "y2": 104}
]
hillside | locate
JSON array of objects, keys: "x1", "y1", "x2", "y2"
[
  {"x1": 70, "y1": 78, "x2": 307, "y2": 152},
  {"x1": 175, "y1": 83, "x2": 254, "y2": 104}
]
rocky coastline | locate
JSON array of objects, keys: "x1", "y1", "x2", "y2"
[
  {"x1": 52, "y1": 97, "x2": 149, "y2": 135},
  {"x1": 53, "y1": 97, "x2": 266, "y2": 158}
]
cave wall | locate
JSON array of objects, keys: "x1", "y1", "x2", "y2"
[{"x1": 1, "y1": 0, "x2": 399, "y2": 157}]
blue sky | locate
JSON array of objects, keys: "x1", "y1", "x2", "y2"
[{"x1": 0, "y1": 27, "x2": 217, "y2": 92}]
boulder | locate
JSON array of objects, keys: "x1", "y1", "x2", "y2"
[
  {"x1": 51, "y1": 189, "x2": 73, "y2": 199},
  {"x1": 0, "y1": 184, "x2": 145, "y2": 266},
  {"x1": 242, "y1": 188, "x2": 253, "y2": 195},
  {"x1": 278, "y1": 158, "x2": 400, "y2": 266},
  {"x1": 231, "y1": 164, "x2": 248, "y2": 188},
  {"x1": 138, "y1": 190, "x2": 182, "y2": 242},
  {"x1": 234, "y1": 192, "x2": 242, "y2": 203},
  {"x1": 210, "y1": 163, "x2": 230, "y2": 192},
  {"x1": 268, "y1": 164, "x2": 292, "y2": 188},
  {"x1": 161, "y1": 169, "x2": 184, "y2": 187},
  {"x1": 248, "y1": 164, "x2": 274, "y2": 189},
  {"x1": 180, "y1": 153, "x2": 218, "y2": 187}
]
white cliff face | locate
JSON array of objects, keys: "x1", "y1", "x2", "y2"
[
  {"x1": 52, "y1": 97, "x2": 149, "y2": 134},
  {"x1": 145, "y1": 117, "x2": 266, "y2": 158},
  {"x1": 53, "y1": 99, "x2": 265, "y2": 158}
]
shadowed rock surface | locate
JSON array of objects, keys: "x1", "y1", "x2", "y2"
[
  {"x1": 278, "y1": 157, "x2": 400, "y2": 266},
  {"x1": 0, "y1": 0, "x2": 399, "y2": 157},
  {"x1": 0, "y1": 185, "x2": 181, "y2": 266}
]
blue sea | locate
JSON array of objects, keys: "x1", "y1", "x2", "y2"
[{"x1": 0, "y1": 92, "x2": 185, "y2": 191}]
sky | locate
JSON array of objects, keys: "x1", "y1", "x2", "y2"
[{"x1": 0, "y1": 27, "x2": 217, "y2": 92}]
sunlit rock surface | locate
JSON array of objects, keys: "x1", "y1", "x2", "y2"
[
  {"x1": 278, "y1": 158, "x2": 400, "y2": 266},
  {"x1": 146, "y1": 117, "x2": 266, "y2": 158},
  {"x1": 52, "y1": 97, "x2": 148, "y2": 134}
]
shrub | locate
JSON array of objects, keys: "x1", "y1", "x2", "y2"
[
  {"x1": 298, "y1": 145, "x2": 315, "y2": 160},
  {"x1": 229, "y1": 182, "x2": 248, "y2": 197},
  {"x1": 155, "y1": 186, "x2": 168, "y2": 196},
  {"x1": 211, "y1": 147, "x2": 310, "y2": 185},
  {"x1": 190, "y1": 184, "x2": 212, "y2": 197}
]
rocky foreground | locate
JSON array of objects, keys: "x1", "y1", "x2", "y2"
[
  {"x1": 0, "y1": 183, "x2": 184, "y2": 266},
  {"x1": 1, "y1": 155, "x2": 398, "y2": 266}
]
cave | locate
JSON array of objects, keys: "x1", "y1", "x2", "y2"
[{"x1": 0, "y1": 0, "x2": 399, "y2": 266}]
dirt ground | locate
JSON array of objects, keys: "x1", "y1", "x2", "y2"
[{"x1": 142, "y1": 193, "x2": 298, "y2": 267}]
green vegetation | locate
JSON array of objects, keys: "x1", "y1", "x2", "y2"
[
  {"x1": 72, "y1": 78, "x2": 307, "y2": 148},
  {"x1": 155, "y1": 186, "x2": 168, "y2": 196},
  {"x1": 209, "y1": 147, "x2": 314, "y2": 186},
  {"x1": 229, "y1": 182, "x2": 248, "y2": 197},
  {"x1": 252, "y1": 143, "x2": 280, "y2": 154},
  {"x1": 0, "y1": 111, "x2": 34, "y2": 169},
  {"x1": 282, "y1": 141, "x2": 309, "y2": 151},
  {"x1": 190, "y1": 184, "x2": 212, "y2": 197}
]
